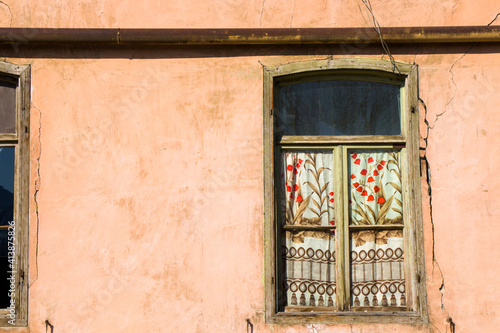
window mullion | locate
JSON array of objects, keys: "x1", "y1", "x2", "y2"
[
  {"x1": 335, "y1": 145, "x2": 348, "y2": 311},
  {"x1": 343, "y1": 145, "x2": 352, "y2": 311}
]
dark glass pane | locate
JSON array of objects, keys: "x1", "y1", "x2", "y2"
[
  {"x1": 0, "y1": 147, "x2": 14, "y2": 226},
  {"x1": 0, "y1": 230, "x2": 10, "y2": 308},
  {"x1": 0, "y1": 81, "x2": 16, "y2": 134},
  {"x1": 276, "y1": 80, "x2": 401, "y2": 136}
]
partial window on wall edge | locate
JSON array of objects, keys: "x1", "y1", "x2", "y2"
[
  {"x1": 263, "y1": 58, "x2": 428, "y2": 325},
  {"x1": 0, "y1": 61, "x2": 30, "y2": 327}
]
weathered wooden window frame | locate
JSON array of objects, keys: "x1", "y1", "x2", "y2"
[
  {"x1": 263, "y1": 58, "x2": 427, "y2": 325},
  {"x1": 0, "y1": 61, "x2": 30, "y2": 327}
]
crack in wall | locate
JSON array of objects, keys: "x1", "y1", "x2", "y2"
[
  {"x1": 427, "y1": 20, "x2": 500, "y2": 311},
  {"x1": 419, "y1": 95, "x2": 451, "y2": 332},
  {"x1": 425, "y1": 14, "x2": 500, "y2": 324},
  {"x1": 446, "y1": 45, "x2": 473, "y2": 109},
  {"x1": 445, "y1": 13, "x2": 499, "y2": 113},
  {"x1": 259, "y1": 0, "x2": 266, "y2": 28},
  {"x1": 421, "y1": 12, "x2": 499, "y2": 322},
  {"x1": 419, "y1": 98, "x2": 436, "y2": 257},
  {"x1": 15, "y1": 10, "x2": 499, "y2": 331},
  {"x1": 29, "y1": 103, "x2": 42, "y2": 288},
  {"x1": 0, "y1": 1, "x2": 12, "y2": 27},
  {"x1": 420, "y1": 98, "x2": 445, "y2": 298},
  {"x1": 290, "y1": 0, "x2": 296, "y2": 28}
]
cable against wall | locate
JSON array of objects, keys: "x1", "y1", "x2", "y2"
[{"x1": 360, "y1": 0, "x2": 401, "y2": 74}]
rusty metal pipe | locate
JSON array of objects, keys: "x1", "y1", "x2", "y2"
[{"x1": 0, "y1": 27, "x2": 498, "y2": 45}]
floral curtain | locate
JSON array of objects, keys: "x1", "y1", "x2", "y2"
[
  {"x1": 279, "y1": 149, "x2": 406, "y2": 308},
  {"x1": 281, "y1": 150, "x2": 336, "y2": 307},
  {"x1": 348, "y1": 150, "x2": 406, "y2": 307}
]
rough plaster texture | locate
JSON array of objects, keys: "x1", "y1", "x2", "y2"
[
  {"x1": 0, "y1": 0, "x2": 497, "y2": 332},
  {"x1": 0, "y1": 0, "x2": 499, "y2": 28}
]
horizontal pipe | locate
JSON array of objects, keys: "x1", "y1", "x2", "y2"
[{"x1": 0, "y1": 26, "x2": 498, "y2": 46}]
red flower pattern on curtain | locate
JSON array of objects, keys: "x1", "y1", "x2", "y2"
[
  {"x1": 280, "y1": 150, "x2": 405, "y2": 308},
  {"x1": 349, "y1": 150, "x2": 406, "y2": 307}
]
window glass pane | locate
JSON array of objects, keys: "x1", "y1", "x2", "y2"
[
  {"x1": 0, "y1": 81, "x2": 17, "y2": 134},
  {"x1": 348, "y1": 149, "x2": 403, "y2": 225},
  {"x1": 0, "y1": 147, "x2": 14, "y2": 226},
  {"x1": 277, "y1": 80, "x2": 401, "y2": 136},
  {"x1": 280, "y1": 150, "x2": 335, "y2": 227}
]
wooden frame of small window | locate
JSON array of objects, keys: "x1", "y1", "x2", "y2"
[
  {"x1": 0, "y1": 61, "x2": 30, "y2": 326},
  {"x1": 263, "y1": 58, "x2": 427, "y2": 325}
]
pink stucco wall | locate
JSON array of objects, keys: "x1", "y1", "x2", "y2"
[{"x1": 0, "y1": 0, "x2": 499, "y2": 332}]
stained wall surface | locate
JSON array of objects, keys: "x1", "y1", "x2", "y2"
[{"x1": 0, "y1": 0, "x2": 498, "y2": 332}]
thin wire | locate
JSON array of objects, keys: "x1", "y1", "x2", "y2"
[
  {"x1": 361, "y1": 0, "x2": 401, "y2": 74},
  {"x1": 487, "y1": 12, "x2": 500, "y2": 26}
]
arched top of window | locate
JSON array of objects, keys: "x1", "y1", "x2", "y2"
[{"x1": 265, "y1": 58, "x2": 417, "y2": 142}]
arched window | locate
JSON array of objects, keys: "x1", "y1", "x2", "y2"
[{"x1": 263, "y1": 58, "x2": 427, "y2": 324}]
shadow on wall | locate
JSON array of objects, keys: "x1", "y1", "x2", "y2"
[{"x1": 0, "y1": 43, "x2": 499, "y2": 60}]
